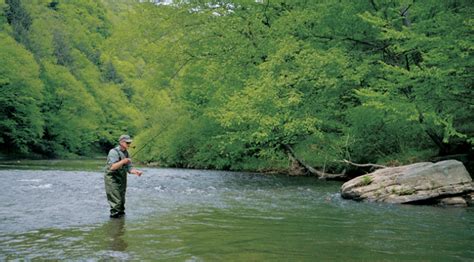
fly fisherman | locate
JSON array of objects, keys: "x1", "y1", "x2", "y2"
[{"x1": 105, "y1": 134, "x2": 143, "y2": 218}]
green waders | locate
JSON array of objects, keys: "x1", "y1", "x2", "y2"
[{"x1": 105, "y1": 167, "x2": 127, "y2": 216}]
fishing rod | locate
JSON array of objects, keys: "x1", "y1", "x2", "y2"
[{"x1": 131, "y1": 123, "x2": 171, "y2": 158}]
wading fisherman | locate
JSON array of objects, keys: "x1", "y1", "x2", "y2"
[{"x1": 105, "y1": 135, "x2": 143, "y2": 218}]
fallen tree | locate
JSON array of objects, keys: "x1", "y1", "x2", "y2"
[{"x1": 281, "y1": 144, "x2": 348, "y2": 180}]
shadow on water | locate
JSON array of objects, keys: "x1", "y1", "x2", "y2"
[{"x1": 103, "y1": 218, "x2": 128, "y2": 252}]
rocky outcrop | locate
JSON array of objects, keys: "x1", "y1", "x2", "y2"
[{"x1": 340, "y1": 160, "x2": 473, "y2": 206}]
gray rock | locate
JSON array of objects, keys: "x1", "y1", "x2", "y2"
[
  {"x1": 340, "y1": 160, "x2": 473, "y2": 205},
  {"x1": 465, "y1": 192, "x2": 474, "y2": 206},
  {"x1": 437, "y1": 197, "x2": 467, "y2": 207}
]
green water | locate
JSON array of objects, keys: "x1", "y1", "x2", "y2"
[
  {"x1": 0, "y1": 160, "x2": 473, "y2": 261},
  {"x1": 0, "y1": 158, "x2": 106, "y2": 171}
]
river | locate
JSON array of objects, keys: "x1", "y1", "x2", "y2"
[{"x1": 0, "y1": 160, "x2": 473, "y2": 261}]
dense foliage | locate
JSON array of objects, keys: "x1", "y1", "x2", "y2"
[{"x1": 1, "y1": 0, "x2": 472, "y2": 174}]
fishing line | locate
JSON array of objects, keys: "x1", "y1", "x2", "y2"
[{"x1": 131, "y1": 123, "x2": 171, "y2": 158}]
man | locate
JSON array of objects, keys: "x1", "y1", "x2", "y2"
[{"x1": 105, "y1": 134, "x2": 143, "y2": 218}]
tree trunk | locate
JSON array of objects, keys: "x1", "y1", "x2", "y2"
[{"x1": 281, "y1": 144, "x2": 348, "y2": 180}]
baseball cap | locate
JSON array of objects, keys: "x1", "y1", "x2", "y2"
[{"x1": 119, "y1": 134, "x2": 133, "y2": 143}]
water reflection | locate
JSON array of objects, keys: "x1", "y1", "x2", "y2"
[{"x1": 103, "y1": 218, "x2": 128, "y2": 251}]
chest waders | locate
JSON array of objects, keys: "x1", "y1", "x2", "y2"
[{"x1": 105, "y1": 148, "x2": 129, "y2": 216}]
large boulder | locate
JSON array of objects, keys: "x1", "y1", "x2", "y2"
[{"x1": 340, "y1": 160, "x2": 473, "y2": 206}]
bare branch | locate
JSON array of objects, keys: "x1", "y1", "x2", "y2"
[
  {"x1": 282, "y1": 144, "x2": 348, "y2": 180},
  {"x1": 340, "y1": 159, "x2": 387, "y2": 169}
]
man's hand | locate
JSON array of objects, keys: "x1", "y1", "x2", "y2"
[
  {"x1": 131, "y1": 169, "x2": 143, "y2": 177},
  {"x1": 110, "y1": 158, "x2": 131, "y2": 171}
]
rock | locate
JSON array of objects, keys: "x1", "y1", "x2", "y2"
[
  {"x1": 465, "y1": 192, "x2": 474, "y2": 206},
  {"x1": 340, "y1": 160, "x2": 473, "y2": 205},
  {"x1": 437, "y1": 197, "x2": 467, "y2": 207}
]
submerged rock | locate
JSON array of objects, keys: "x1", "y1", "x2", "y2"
[
  {"x1": 340, "y1": 160, "x2": 473, "y2": 206},
  {"x1": 437, "y1": 197, "x2": 467, "y2": 207}
]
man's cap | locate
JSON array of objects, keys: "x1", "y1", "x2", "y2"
[{"x1": 119, "y1": 134, "x2": 133, "y2": 143}]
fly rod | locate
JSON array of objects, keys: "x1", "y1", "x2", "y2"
[{"x1": 131, "y1": 123, "x2": 171, "y2": 158}]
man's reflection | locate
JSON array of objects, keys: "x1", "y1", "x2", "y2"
[{"x1": 104, "y1": 217, "x2": 128, "y2": 251}]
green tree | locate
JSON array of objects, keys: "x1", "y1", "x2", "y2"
[
  {"x1": 1, "y1": 0, "x2": 471, "y2": 173},
  {"x1": 40, "y1": 62, "x2": 101, "y2": 156},
  {"x1": 4, "y1": 0, "x2": 31, "y2": 46},
  {"x1": 0, "y1": 32, "x2": 43, "y2": 153},
  {"x1": 351, "y1": 0, "x2": 474, "y2": 159}
]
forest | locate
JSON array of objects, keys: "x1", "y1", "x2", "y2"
[{"x1": 1, "y1": 0, "x2": 472, "y2": 176}]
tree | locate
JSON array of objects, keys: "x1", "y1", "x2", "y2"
[
  {"x1": 0, "y1": 32, "x2": 43, "y2": 154},
  {"x1": 4, "y1": 0, "x2": 31, "y2": 46},
  {"x1": 40, "y1": 62, "x2": 101, "y2": 156},
  {"x1": 351, "y1": 1, "x2": 474, "y2": 159}
]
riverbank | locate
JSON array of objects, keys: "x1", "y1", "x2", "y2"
[
  {"x1": 0, "y1": 159, "x2": 107, "y2": 171},
  {"x1": 2, "y1": 156, "x2": 472, "y2": 183},
  {"x1": 0, "y1": 157, "x2": 289, "y2": 177}
]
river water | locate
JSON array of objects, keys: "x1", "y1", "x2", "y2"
[{"x1": 0, "y1": 160, "x2": 473, "y2": 261}]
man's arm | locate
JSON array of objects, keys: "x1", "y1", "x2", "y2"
[
  {"x1": 107, "y1": 149, "x2": 142, "y2": 176},
  {"x1": 107, "y1": 149, "x2": 131, "y2": 171},
  {"x1": 110, "y1": 158, "x2": 131, "y2": 171},
  {"x1": 130, "y1": 168, "x2": 143, "y2": 176}
]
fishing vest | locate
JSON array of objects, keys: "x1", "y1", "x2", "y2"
[{"x1": 106, "y1": 147, "x2": 130, "y2": 175}]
